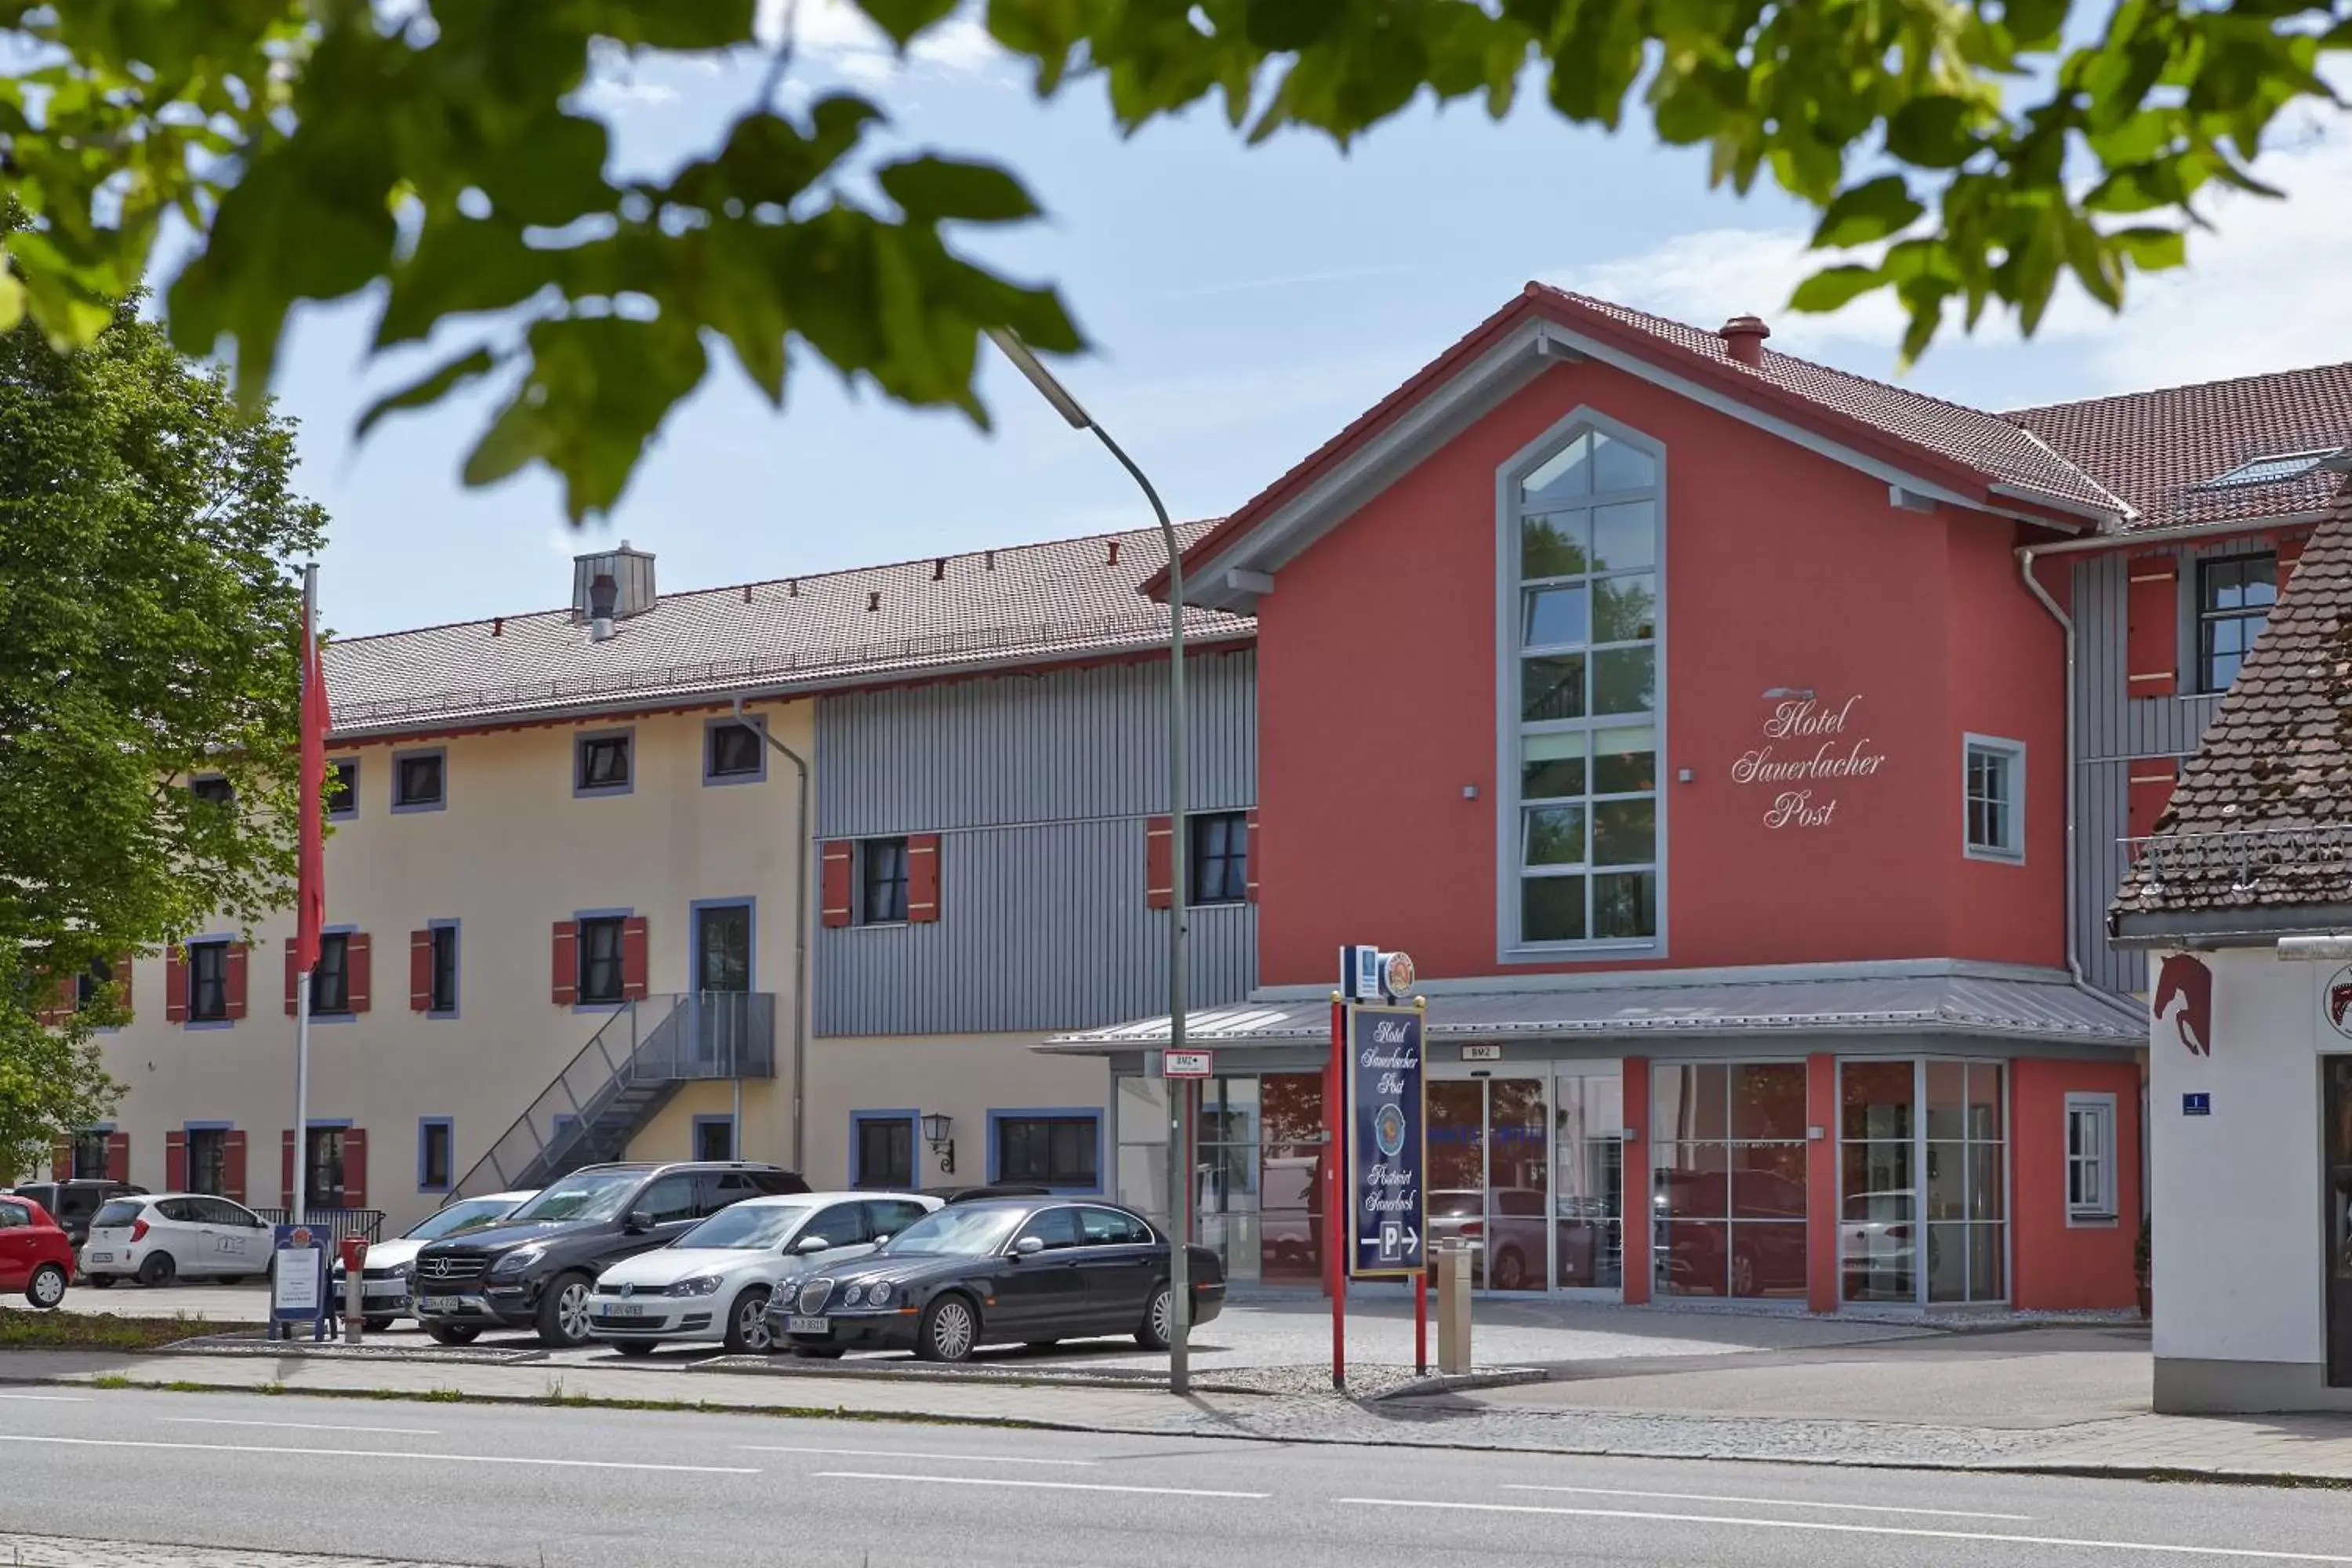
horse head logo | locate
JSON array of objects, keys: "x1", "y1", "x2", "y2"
[
  {"x1": 2326, "y1": 964, "x2": 2352, "y2": 1040},
  {"x1": 2154, "y1": 953, "x2": 2213, "y2": 1058}
]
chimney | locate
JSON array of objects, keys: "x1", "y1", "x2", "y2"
[
  {"x1": 1719, "y1": 314, "x2": 1770, "y2": 367},
  {"x1": 571, "y1": 541, "x2": 657, "y2": 626},
  {"x1": 587, "y1": 573, "x2": 617, "y2": 642}
]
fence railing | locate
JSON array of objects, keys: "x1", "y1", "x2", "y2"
[
  {"x1": 448, "y1": 991, "x2": 775, "y2": 1200},
  {"x1": 253, "y1": 1207, "x2": 385, "y2": 1244},
  {"x1": 2123, "y1": 823, "x2": 2352, "y2": 894}
]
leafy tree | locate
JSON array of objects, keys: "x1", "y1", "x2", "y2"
[
  {"x1": 0, "y1": 1, "x2": 2339, "y2": 524},
  {"x1": 0, "y1": 292, "x2": 325, "y2": 1180}
]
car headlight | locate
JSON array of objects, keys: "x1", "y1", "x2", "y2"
[
  {"x1": 842, "y1": 1283, "x2": 866, "y2": 1306},
  {"x1": 666, "y1": 1275, "x2": 724, "y2": 1298},
  {"x1": 488, "y1": 1247, "x2": 543, "y2": 1278}
]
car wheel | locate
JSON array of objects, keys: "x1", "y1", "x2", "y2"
[
  {"x1": 611, "y1": 1340, "x2": 656, "y2": 1358},
  {"x1": 1494, "y1": 1247, "x2": 1526, "y2": 1291},
  {"x1": 26, "y1": 1263, "x2": 67, "y2": 1310},
  {"x1": 425, "y1": 1324, "x2": 480, "y2": 1346},
  {"x1": 364, "y1": 1316, "x2": 397, "y2": 1333},
  {"x1": 723, "y1": 1287, "x2": 772, "y2": 1356},
  {"x1": 86, "y1": 1274, "x2": 115, "y2": 1290},
  {"x1": 535, "y1": 1272, "x2": 595, "y2": 1348},
  {"x1": 1136, "y1": 1282, "x2": 1174, "y2": 1351},
  {"x1": 137, "y1": 1252, "x2": 176, "y2": 1287},
  {"x1": 914, "y1": 1294, "x2": 978, "y2": 1363}
]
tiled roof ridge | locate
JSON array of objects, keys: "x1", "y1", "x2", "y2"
[
  {"x1": 329, "y1": 517, "x2": 1223, "y2": 648},
  {"x1": 2005, "y1": 358, "x2": 2352, "y2": 419}
]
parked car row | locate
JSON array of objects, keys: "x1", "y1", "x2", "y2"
[{"x1": 0, "y1": 1192, "x2": 76, "y2": 1308}]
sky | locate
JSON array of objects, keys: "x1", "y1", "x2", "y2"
[{"x1": 247, "y1": 6, "x2": 2352, "y2": 637}]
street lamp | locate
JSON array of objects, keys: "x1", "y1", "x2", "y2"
[{"x1": 985, "y1": 328, "x2": 1193, "y2": 1396}]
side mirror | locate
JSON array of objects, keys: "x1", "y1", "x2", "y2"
[
  {"x1": 872, "y1": 1233, "x2": 891, "y2": 1245},
  {"x1": 623, "y1": 1210, "x2": 652, "y2": 1234},
  {"x1": 793, "y1": 1235, "x2": 830, "y2": 1254},
  {"x1": 1013, "y1": 1236, "x2": 1045, "y2": 1257}
]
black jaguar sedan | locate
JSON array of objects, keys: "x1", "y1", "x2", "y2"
[{"x1": 768, "y1": 1196, "x2": 1224, "y2": 1363}]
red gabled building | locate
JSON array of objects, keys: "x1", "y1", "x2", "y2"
[{"x1": 1054, "y1": 285, "x2": 2351, "y2": 1315}]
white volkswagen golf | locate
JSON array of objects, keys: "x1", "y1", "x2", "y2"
[
  {"x1": 589, "y1": 1191, "x2": 938, "y2": 1356},
  {"x1": 81, "y1": 1193, "x2": 276, "y2": 1287}
]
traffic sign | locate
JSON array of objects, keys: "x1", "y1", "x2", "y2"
[
  {"x1": 1163, "y1": 1048, "x2": 1215, "y2": 1079},
  {"x1": 1344, "y1": 1003, "x2": 1426, "y2": 1279}
]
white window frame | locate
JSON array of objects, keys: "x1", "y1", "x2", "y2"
[
  {"x1": 1961, "y1": 734, "x2": 2026, "y2": 864},
  {"x1": 1494, "y1": 406, "x2": 1668, "y2": 963},
  {"x1": 2064, "y1": 1091, "x2": 2118, "y2": 1224}
]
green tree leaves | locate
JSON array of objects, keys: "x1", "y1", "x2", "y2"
[{"x1": 0, "y1": 1, "x2": 2341, "y2": 517}]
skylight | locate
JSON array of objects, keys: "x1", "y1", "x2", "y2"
[{"x1": 2200, "y1": 448, "x2": 2340, "y2": 489}]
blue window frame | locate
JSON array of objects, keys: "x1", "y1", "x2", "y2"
[
  {"x1": 989, "y1": 1108, "x2": 1103, "y2": 1194},
  {"x1": 691, "y1": 1114, "x2": 737, "y2": 1162},
  {"x1": 572, "y1": 906, "x2": 632, "y2": 1011},
  {"x1": 417, "y1": 1117, "x2": 455, "y2": 1192},
  {"x1": 851, "y1": 1109, "x2": 920, "y2": 1190},
  {"x1": 183, "y1": 935, "x2": 234, "y2": 1029},
  {"x1": 574, "y1": 728, "x2": 634, "y2": 797},
  {"x1": 392, "y1": 747, "x2": 447, "y2": 813},
  {"x1": 426, "y1": 919, "x2": 460, "y2": 1018},
  {"x1": 183, "y1": 1120, "x2": 233, "y2": 1197},
  {"x1": 704, "y1": 716, "x2": 768, "y2": 786}
]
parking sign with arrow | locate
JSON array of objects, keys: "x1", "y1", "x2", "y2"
[{"x1": 1345, "y1": 1002, "x2": 1426, "y2": 1279}]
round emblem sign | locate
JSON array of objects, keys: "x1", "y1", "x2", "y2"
[
  {"x1": 289, "y1": 1226, "x2": 315, "y2": 1248},
  {"x1": 1374, "y1": 1102, "x2": 1408, "y2": 1159},
  {"x1": 1381, "y1": 950, "x2": 1416, "y2": 997},
  {"x1": 2327, "y1": 964, "x2": 2352, "y2": 1040}
]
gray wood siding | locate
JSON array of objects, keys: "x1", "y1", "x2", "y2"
[
  {"x1": 817, "y1": 650, "x2": 1258, "y2": 837},
  {"x1": 815, "y1": 649, "x2": 1258, "y2": 1036}
]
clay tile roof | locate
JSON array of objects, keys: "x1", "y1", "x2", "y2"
[
  {"x1": 1541, "y1": 288, "x2": 2129, "y2": 517},
  {"x1": 2113, "y1": 474, "x2": 2352, "y2": 921},
  {"x1": 2011, "y1": 363, "x2": 2352, "y2": 533},
  {"x1": 323, "y1": 522, "x2": 1249, "y2": 737}
]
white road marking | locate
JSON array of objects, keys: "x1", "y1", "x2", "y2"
[
  {"x1": 1338, "y1": 1497, "x2": 2352, "y2": 1563},
  {"x1": 0, "y1": 1393, "x2": 87, "y2": 1403},
  {"x1": 164, "y1": 1417, "x2": 441, "y2": 1436},
  {"x1": 742, "y1": 1445, "x2": 1098, "y2": 1467},
  {"x1": 1501, "y1": 1484, "x2": 2031, "y2": 1520},
  {"x1": 818, "y1": 1471, "x2": 1266, "y2": 1500},
  {"x1": 0, "y1": 1433, "x2": 757, "y2": 1475}
]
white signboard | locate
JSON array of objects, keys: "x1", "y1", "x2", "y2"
[
  {"x1": 272, "y1": 1244, "x2": 325, "y2": 1316},
  {"x1": 1461, "y1": 1044, "x2": 1502, "y2": 1062},
  {"x1": 1163, "y1": 1049, "x2": 1215, "y2": 1080}
]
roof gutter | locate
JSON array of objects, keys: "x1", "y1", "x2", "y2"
[{"x1": 2021, "y1": 509, "x2": 2331, "y2": 557}]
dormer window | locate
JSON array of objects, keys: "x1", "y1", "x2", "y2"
[{"x1": 2199, "y1": 449, "x2": 2338, "y2": 489}]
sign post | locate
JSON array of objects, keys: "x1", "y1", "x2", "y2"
[
  {"x1": 1327, "y1": 946, "x2": 1425, "y2": 1392},
  {"x1": 268, "y1": 1223, "x2": 332, "y2": 1343}
]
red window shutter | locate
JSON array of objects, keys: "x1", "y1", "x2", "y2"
[
  {"x1": 114, "y1": 953, "x2": 132, "y2": 1023},
  {"x1": 35, "y1": 974, "x2": 71, "y2": 1028},
  {"x1": 50, "y1": 1136, "x2": 71, "y2": 1179},
  {"x1": 621, "y1": 916, "x2": 649, "y2": 1000},
  {"x1": 165, "y1": 946, "x2": 189, "y2": 1023},
  {"x1": 819, "y1": 842, "x2": 855, "y2": 928},
  {"x1": 284, "y1": 936, "x2": 299, "y2": 1017},
  {"x1": 1245, "y1": 809, "x2": 1261, "y2": 903},
  {"x1": 223, "y1": 942, "x2": 249, "y2": 1021},
  {"x1": 907, "y1": 833, "x2": 942, "y2": 923},
  {"x1": 104, "y1": 1132, "x2": 129, "y2": 1185},
  {"x1": 281, "y1": 1130, "x2": 296, "y2": 1208},
  {"x1": 409, "y1": 930, "x2": 433, "y2": 1011},
  {"x1": 551, "y1": 920, "x2": 579, "y2": 1006},
  {"x1": 165, "y1": 1131, "x2": 188, "y2": 1191},
  {"x1": 347, "y1": 934, "x2": 372, "y2": 1014},
  {"x1": 2128, "y1": 757, "x2": 2180, "y2": 849},
  {"x1": 342, "y1": 1128, "x2": 368, "y2": 1210},
  {"x1": 222, "y1": 1131, "x2": 248, "y2": 1203},
  {"x1": 2125, "y1": 554, "x2": 2180, "y2": 699},
  {"x1": 1145, "y1": 815, "x2": 1174, "y2": 910}
]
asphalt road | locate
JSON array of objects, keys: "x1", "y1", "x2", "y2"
[{"x1": 2, "y1": 1387, "x2": 2347, "y2": 1567}]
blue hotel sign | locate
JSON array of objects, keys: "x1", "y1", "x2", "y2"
[{"x1": 1345, "y1": 1003, "x2": 1427, "y2": 1279}]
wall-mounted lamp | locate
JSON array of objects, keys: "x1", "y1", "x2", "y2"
[
  {"x1": 921, "y1": 1112, "x2": 956, "y2": 1176},
  {"x1": 1761, "y1": 687, "x2": 1816, "y2": 700}
]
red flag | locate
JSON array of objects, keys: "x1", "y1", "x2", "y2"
[{"x1": 294, "y1": 589, "x2": 328, "y2": 973}]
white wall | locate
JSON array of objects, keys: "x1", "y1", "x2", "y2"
[{"x1": 2149, "y1": 945, "x2": 2328, "y2": 1368}]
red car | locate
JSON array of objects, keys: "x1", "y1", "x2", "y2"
[{"x1": 0, "y1": 1194, "x2": 73, "y2": 1308}]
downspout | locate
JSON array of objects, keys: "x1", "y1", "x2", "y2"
[
  {"x1": 2016, "y1": 545, "x2": 2089, "y2": 989},
  {"x1": 735, "y1": 697, "x2": 810, "y2": 1173}
]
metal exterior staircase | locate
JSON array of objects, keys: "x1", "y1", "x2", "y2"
[{"x1": 449, "y1": 991, "x2": 775, "y2": 1199}]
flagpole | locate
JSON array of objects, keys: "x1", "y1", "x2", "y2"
[{"x1": 292, "y1": 562, "x2": 317, "y2": 1229}]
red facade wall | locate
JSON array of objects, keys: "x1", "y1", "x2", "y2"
[
  {"x1": 2011, "y1": 1057, "x2": 2143, "y2": 1311},
  {"x1": 1254, "y1": 358, "x2": 2067, "y2": 984}
]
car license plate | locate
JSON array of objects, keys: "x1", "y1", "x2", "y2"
[
  {"x1": 786, "y1": 1315, "x2": 829, "y2": 1334},
  {"x1": 86, "y1": 1252, "x2": 111, "y2": 1263},
  {"x1": 419, "y1": 1294, "x2": 464, "y2": 1313},
  {"x1": 604, "y1": 1302, "x2": 648, "y2": 1319}
]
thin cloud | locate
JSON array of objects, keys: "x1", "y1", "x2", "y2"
[{"x1": 1151, "y1": 263, "x2": 1431, "y2": 302}]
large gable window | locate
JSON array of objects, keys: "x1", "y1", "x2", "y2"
[{"x1": 1504, "y1": 419, "x2": 1663, "y2": 953}]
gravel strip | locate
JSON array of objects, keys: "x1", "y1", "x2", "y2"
[{"x1": 0, "y1": 1534, "x2": 468, "y2": 1567}]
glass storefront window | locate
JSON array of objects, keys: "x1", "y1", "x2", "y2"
[
  {"x1": 1841, "y1": 1059, "x2": 2007, "y2": 1305},
  {"x1": 1653, "y1": 1062, "x2": 1808, "y2": 1299},
  {"x1": 1555, "y1": 1073, "x2": 1624, "y2": 1289}
]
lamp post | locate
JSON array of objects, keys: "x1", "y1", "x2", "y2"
[{"x1": 985, "y1": 329, "x2": 1192, "y2": 1396}]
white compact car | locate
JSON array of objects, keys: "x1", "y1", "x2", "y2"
[
  {"x1": 589, "y1": 1191, "x2": 938, "y2": 1356},
  {"x1": 81, "y1": 1193, "x2": 275, "y2": 1287},
  {"x1": 332, "y1": 1191, "x2": 535, "y2": 1329}
]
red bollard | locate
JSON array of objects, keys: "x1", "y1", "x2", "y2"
[{"x1": 339, "y1": 1235, "x2": 368, "y2": 1344}]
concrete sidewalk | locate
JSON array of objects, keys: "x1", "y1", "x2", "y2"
[{"x1": 7, "y1": 1323, "x2": 2352, "y2": 1486}]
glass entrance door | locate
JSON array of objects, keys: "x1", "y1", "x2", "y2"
[
  {"x1": 692, "y1": 902, "x2": 753, "y2": 1071},
  {"x1": 1427, "y1": 1075, "x2": 1556, "y2": 1293},
  {"x1": 1555, "y1": 1071, "x2": 1625, "y2": 1289},
  {"x1": 2326, "y1": 1058, "x2": 2352, "y2": 1386}
]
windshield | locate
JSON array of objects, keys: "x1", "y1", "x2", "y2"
[
  {"x1": 90, "y1": 1199, "x2": 145, "y2": 1229},
  {"x1": 405, "y1": 1198, "x2": 521, "y2": 1241},
  {"x1": 877, "y1": 1205, "x2": 1023, "y2": 1257},
  {"x1": 505, "y1": 1172, "x2": 641, "y2": 1224},
  {"x1": 676, "y1": 1202, "x2": 815, "y2": 1250}
]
